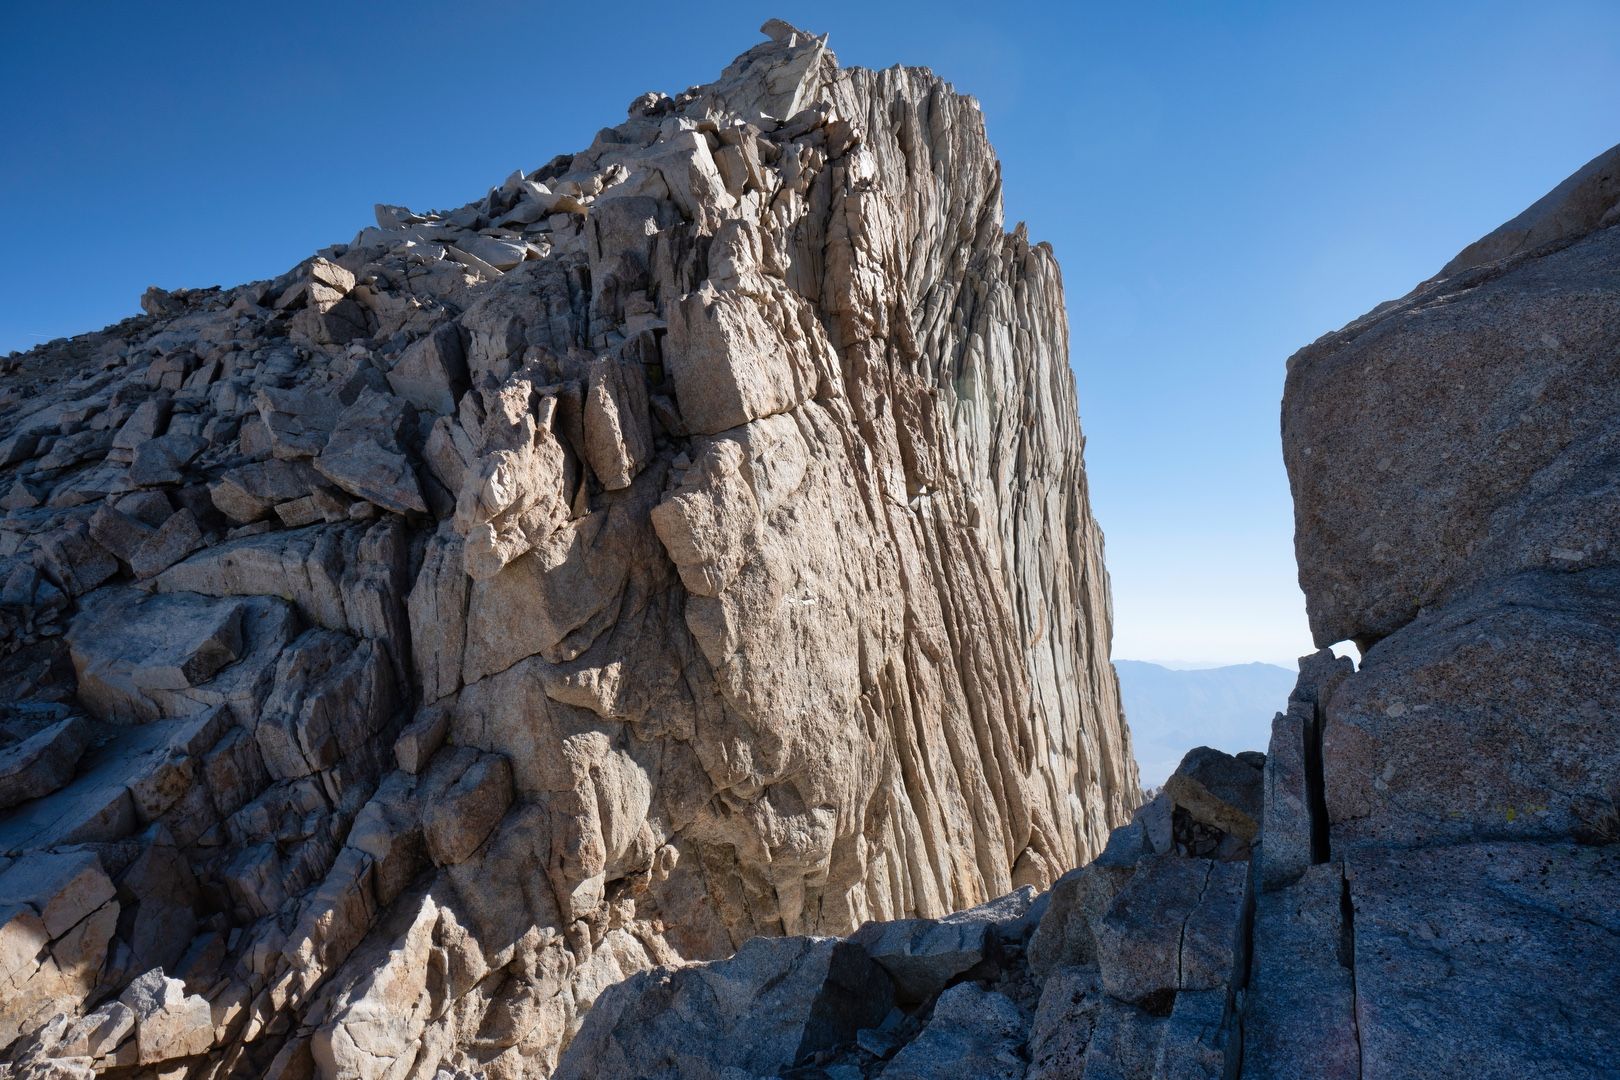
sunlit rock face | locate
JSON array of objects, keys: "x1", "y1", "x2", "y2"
[{"x1": 0, "y1": 19, "x2": 1136, "y2": 1077}]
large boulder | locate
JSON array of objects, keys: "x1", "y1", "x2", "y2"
[
  {"x1": 1265, "y1": 141, "x2": 1620, "y2": 1080},
  {"x1": 556, "y1": 936, "x2": 895, "y2": 1080},
  {"x1": 1283, "y1": 166, "x2": 1620, "y2": 650}
]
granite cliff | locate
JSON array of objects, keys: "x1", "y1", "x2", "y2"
[
  {"x1": 545, "y1": 146, "x2": 1620, "y2": 1077},
  {"x1": 0, "y1": 21, "x2": 1138, "y2": 1079}
]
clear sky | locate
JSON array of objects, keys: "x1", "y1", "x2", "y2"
[{"x1": 4, "y1": 2, "x2": 1617, "y2": 666}]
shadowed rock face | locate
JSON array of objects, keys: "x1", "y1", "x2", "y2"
[
  {"x1": 0, "y1": 20, "x2": 1136, "y2": 1077},
  {"x1": 1284, "y1": 142, "x2": 1620, "y2": 652},
  {"x1": 548, "y1": 146, "x2": 1620, "y2": 1079}
]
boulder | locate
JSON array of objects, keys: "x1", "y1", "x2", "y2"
[
  {"x1": 127, "y1": 431, "x2": 206, "y2": 486},
  {"x1": 853, "y1": 887, "x2": 1034, "y2": 1003},
  {"x1": 210, "y1": 458, "x2": 324, "y2": 523},
  {"x1": 386, "y1": 321, "x2": 468, "y2": 416},
  {"x1": 663, "y1": 281, "x2": 825, "y2": 435},
  {"x1": 118, "y1": 968, "x2": 213, "y2": 1064},
  {"x1": 255, "y1": 385, "x2": 343, "y2": 460},
  {"x1": 128, "y1": 508, "x2": 203, "y2": 579},
  {"x1": 0, "y1": 851, "x2": 120, "y2": 1049},
  {"x1": 1163, "y1": 746, "x2": 1264, "y2": 844},
  {"x1": 879, "y1": 983, "x2": 1027, "y2": 1080},
  {"x1": 34, "y1": 524, "x2": 118, "y2": 598},
  {"x1": 314, "y1": 389, "x2": 427, "y2": 515},
  {"x1": 1284, "y1": 211, "x2": 1620, "y2": 649},
  {"x1": 556, "y1": 936, "x2": 895, "y2": 1080},
  {"x1": 1095, "y1": 857, "x2": 1247, "y2": 1005},
  {"x1": 293, "y1": 257, "x2": 372, "y2": 344},
  {"x1": 0, "y1": 715, "x2": 91, "y2": 810},
  {"x1": 1324, "y1": 568, "x2": 1620, "y2": 858},
  {"x1": 69, "y1": 591, "x2": 247, "y2": 722},
  {"x1": 422, "y1": 751, "x2": 512, "y2": 866}
]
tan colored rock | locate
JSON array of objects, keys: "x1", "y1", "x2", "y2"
[
  {"x1": 0, "y1": 19, "x2": 1135, "y2": 1076},
  {"x1": 0, "y1": 852, "x2": 120, "y2": 1050},
  {"x1": 581, "y1": 356, "x2": 653, "y2": 490},
  {"x1": 386, "y1": 322, "x2": 467, "y2": 416},
  {"x1": 422, "y1": 751, "x2": 512, "y2": 866},
  {"x1": 663, "y1": 281, "x2": 826, "y2": 435},
  {"x1": 119, "y1": 968, "x2": 213, "y2": 1064}
]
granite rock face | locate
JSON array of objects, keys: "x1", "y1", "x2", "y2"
[
  {"x1": 1256, "y1": 140, "x2": 1620, "y2": 1079},
  {"x1": 1284, "y1": 142, "x2": 1620, "y2": 651},
  {"x1": 0, "y1": 21, "x2": 1136, "y2": 1078}
]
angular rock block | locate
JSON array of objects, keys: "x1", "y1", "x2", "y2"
[
  {"x1": 1242, "y1": 863, "x2": 1359, "y2": 1080},
  {"x1": 1164, "y1": 746, "x2": 1263, "y2": 842},
  {"x1": 1285, "y1": 204, "x2": 1620, "y2": 648},
  {"x1": 556, "y1": 936, "x2": 895, "y2": 1080},
  {"x1": 1325, "y1": 569, "x2": 1620, "y2": 857},
  {"x1": 852, "y1": 886, "x2": 1034, "y2": 1003},
  {"x1": 1095, "y1": 856, "x2": 1248, "y2": 1006}
]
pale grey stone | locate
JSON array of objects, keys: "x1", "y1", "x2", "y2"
[
  {"x1": 0, "y1": 716, "x2": 90, "y2": 811},
  {"x1": 879, "y1": 983, "x2": 1027, "y2": 1080},
  {"x1": 556, "y1": 936, "x2": 894, "y2": 1080},
  {"x1": 313, "y1": 389, "x2": 427, "y2": 515}
]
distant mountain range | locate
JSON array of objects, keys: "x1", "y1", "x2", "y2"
[{"x1": 1115, "y1": 660, "x2": 1298, "y2": 787}]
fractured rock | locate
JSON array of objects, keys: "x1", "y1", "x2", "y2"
[
  {"x1": 0, "y1": 715, "x2": 91, "y2": 810},
  {"x1": 0, "y1": 19, "x2": 1136, "y2": 1076},
  {"x1": 421, "y1": 751, "x2": 512, "y2": 866},
  {"x1": 69, "y1": 591, "x2": 247, "y2": 721},
  {"x1": 1163, "y1": 745, "x2": 1263, "y2": 843},
  {"x1": 557, "y1": 936, "x2": 895, "y2": 1080},
  {"x1": 313, "y1": 389, "x2": 427, "y2": 515}
]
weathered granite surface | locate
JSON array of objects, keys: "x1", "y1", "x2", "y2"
[{"x1": 0, "y1": 20, "x2": 1136, "y2": 1078}]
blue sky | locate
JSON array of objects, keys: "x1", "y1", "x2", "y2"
[{"x1": 4, "y1": 2, "x2": 1617, "y2": 665}]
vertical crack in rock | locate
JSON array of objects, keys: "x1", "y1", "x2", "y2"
[
  {"x1": 1304, "y1": 693, "x2": 1332, "y2": 865},
  {"x1": 1337, "y1": 864, "x2": 1364, "y2": 1080}
]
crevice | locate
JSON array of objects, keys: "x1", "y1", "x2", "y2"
[
  {"x1": 1226, "y1": 858, "x2": 1259, "y2": 1080},
  {"x1": 1338, "y1": 865, "x2": 1364, "y2": 1079},
  {"x1": 1304, "y1": 706, "x2": 1332, "y2": 865},
  {"x1": 1176, "y1": 859, "x2": 1216, "y2": 992}
]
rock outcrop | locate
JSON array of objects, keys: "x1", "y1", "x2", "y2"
[
  {"x1": 545, "y1": 144, "x2": 1620, "y2": 1078},
  {"x1": 556, "y1": 747, "x2": 1258, "y2": 1079},
  {"x1": 0, "y1": 20, "x2": 1136, "y2": 1078},
  {"x1": 1265, "y1": 139, "x2": 1620, "y2": 1079}
]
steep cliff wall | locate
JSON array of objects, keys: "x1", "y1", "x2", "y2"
[
  {"x1": 546, "y1": 142, "x2": 1620, "y2": 1080},
  {"x1": 0, "y1": 21, "x2": 1136, "y2": 1078}
]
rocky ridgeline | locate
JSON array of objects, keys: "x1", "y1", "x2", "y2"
[
  {"x1": 540, "y1": 146, "x2": 1620, "y2": 1078},
  {"x1": 0, "y1": 21, "x2": 1140, "y2": 1080}
]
